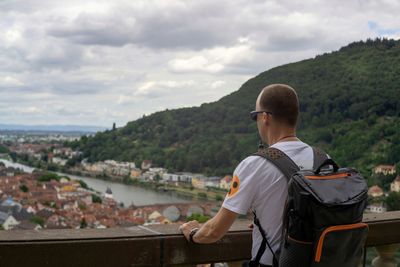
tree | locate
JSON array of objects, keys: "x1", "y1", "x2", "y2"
[
  {"x1": 47, "y1": 163, "x2": 59, "y2": 171},
  {"x1": 38, "y1": 172, "x2": 60, "y2": 182},
  {"x1": 9, "y1": 152, "x2": 17, "y2": 162},
  {"x1": 30, "y1": 216, "x2": 45, "y2": 227},
  {"x1": 92, "y1": 194, "x2": 102, "y2": 204},
  {"x1": 80, "y1": 218, "x2": 87, "y2": 228},
  {"x1": 0, "y1": 145, "x2": 9, "y2": 153},
  {"x1": 374, "y1": 173, "x2": 396, "y2": 192},
  {"x1": 78, "y1": 180, "x2": 89, "y2": 189},
  {"x1": 186, "y1": 213, "x2": 210, "y2": 223},
  {"x1": 197, "y1": 192, "x2": 207, "y2": 199},
  {"x1": 41, "y1": 153, "x2": 48, "y2": 162},
  {"x1": 215, "y1": 194, "x2": 224, "y2": 201},
  {"x1": 19, "y1": 184, "x2": 29, "y2": 193},
  {"x1": 386, "y1": 192, "x2": 400, "y2": 211},
  {"x1": 154, "y1": 174, "x2": 161, "y2": 182}
]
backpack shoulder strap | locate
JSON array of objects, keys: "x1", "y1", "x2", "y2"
[
  {"x1": 253, "y1": 147, "x2": 300, "y2": 181},
  {"x1": 312, "y1": 146, "x2": 329, "y2": 171},
  {"x1": 250, "y1": 147, "x2": 299, "y2": 267}
]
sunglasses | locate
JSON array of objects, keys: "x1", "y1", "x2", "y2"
[{"x1": 250, "y1": 110, "x2": 272, "y2": 121}]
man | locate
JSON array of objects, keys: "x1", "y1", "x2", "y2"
[{"x1": 180, "y1": 84, "x2": 314, "y2": 267}]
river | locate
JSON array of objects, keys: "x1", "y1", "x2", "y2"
[{"x1": 0, "y1": 159, "x2": 193, "y2": 206}]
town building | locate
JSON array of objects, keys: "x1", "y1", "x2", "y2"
[
  {"x1": 191, "y1": 176, "x2": 207, "y2": 189},
  {"x1": 373, "y1": 165, "x2": 396, "y2": 175},
  {"x1": 105, "y1": 187, "x2": 113, "y2": 199},
  {"x1": 0, "y1": 167, "x2": 15, "y2": 177},
  {"x1": 130, "y1": 169, "x2": 142, "y2": 179},
  {"x1": 368, "y1": 185, "x2": 384, "y2": 197},
  {"x1": 0, "y1": 212, "x2": 19, "y2": 230},
  {"x1": 162, "y1": 172, "x2": 194, "y2": 183},
  {"x1": 390, "y1": 176, "x2": 400, "y2": 192},
  {"x1": 205, "y1": 176, "x2": 221, "y2": 188},
  {"x1": 83, "y1": 160, "x2": 135, "y2": 177},
  {"x1": 219, "y1": 175, "x2": 232, "y2": 190},
  {"x1": 141, "y1": 160, "x2": 152, "y2": 170},
  {"x1": 52, "y1": 157, "x2": 67, "y2": 166},
  {"x1": 366, "y1": 203, "x2": 387, "y2": 213}
]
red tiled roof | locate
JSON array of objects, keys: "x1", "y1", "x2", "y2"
[
  {"x1": 368, "y1": 185, "x2": 383, "y2": 194},
  {"x1": 221, "y1": 175, "x2": 232, "y2": 183}
]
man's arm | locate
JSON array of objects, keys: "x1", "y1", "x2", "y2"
[{"x1": 179, "y1": 207, "x2": 239, "y2": 244}]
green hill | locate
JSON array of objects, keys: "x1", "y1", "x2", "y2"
[{"x1": 69, "y1": 38, "x2": 400, "y2": 178}]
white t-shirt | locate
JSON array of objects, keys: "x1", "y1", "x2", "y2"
[{"x1": 222, "y1": 141, "x2": 314, "y2": 266}]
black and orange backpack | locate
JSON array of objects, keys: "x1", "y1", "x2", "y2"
[{"x1": 249, "y1": 146, "x2": 368, "y2": 267}]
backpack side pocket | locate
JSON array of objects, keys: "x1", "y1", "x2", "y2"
[{"x1": 311, "y1": 223, "x2": 368, "y2": 267}]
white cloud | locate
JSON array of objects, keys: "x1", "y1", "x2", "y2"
[
  {"x1": 210, "y1": 81, "x2": 226, "y2": 89},
  {"x1": 169, "y1": 56, "x2": 224, "y2": 73},
  {"x1": 118, "y1": 80, "x2": 196, "y2": 104},
  {"x1": 2, "y1": 28, "x2": 23, "y2": 47},
  {"x1": 0, "y1": 76, "x2": 24, "y2": 87},
  {"x1": 14, "y1": 106, "x2": 43, "y2": 115},
  {"x1": 168, "y1": 41, "x2": 253, "y2": 73},
  {"x1": 135, "y1": 80, "x2": 195, "y2": 96}
]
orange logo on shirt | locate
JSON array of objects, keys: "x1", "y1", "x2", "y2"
[{"x1": 227, "y1": 175, "x2": 240, "y2": 198}]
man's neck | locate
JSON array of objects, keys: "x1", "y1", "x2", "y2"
[{"x1": 266, "y1": 130, "x2": 298, "y2": 146}]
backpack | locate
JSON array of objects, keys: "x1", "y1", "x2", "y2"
[{"x1": 248, "y1": 146, "x2": 369, "y2": 267}]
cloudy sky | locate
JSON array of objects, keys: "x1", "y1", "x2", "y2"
[{"x1": 1, "y1": 0, "x2": 399, "y2": 127}]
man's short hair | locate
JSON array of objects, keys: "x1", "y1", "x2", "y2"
[{"x1": 259, "y1": 84, "x2": 299, "y2": 127}]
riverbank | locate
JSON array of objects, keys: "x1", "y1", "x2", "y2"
[
  {"x1": 66, "y1": 168, "x2": 227, "y2": 202},
  {"x1": 7, "y1": 153, "x2": 227, "y2": 202}
]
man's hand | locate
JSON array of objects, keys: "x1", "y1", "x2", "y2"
[
  {"x1": 178, "y1": 207, "x2": 238, "y2": 244},
  {"x1": 179, "y1": 220, "x2": 200, "y2": 241}
]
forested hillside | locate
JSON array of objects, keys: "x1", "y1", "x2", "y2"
[{"x1": 69, "y1": 38, "x2": 400, "y2": 177}]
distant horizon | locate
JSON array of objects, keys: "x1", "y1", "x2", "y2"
[{"x1": 0, "y1": 123, "x2": 108, "y2": 133}]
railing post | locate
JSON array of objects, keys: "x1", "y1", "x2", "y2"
[{"x1": 372, "y1": 244, "x2": 400, "y2": 267}]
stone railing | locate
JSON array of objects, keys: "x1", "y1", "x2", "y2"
[
  {"x1": 0, "y1": 211, "x2": 399, "y2": 266},
  {"x1": 365, "y1": 211, "x2": 400, "y2": 267}
]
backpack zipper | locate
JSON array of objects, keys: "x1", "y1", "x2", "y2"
[{"x1": 305, "y1": 173, "x2": 350, "y2": 180}]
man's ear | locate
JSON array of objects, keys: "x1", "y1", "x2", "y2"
[{"x1": 262, "y1": 112, "x2": 269, "y2": 125}]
